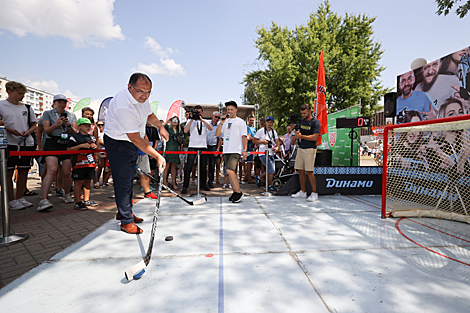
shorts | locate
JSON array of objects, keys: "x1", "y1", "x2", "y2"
[
  {"x1": 294, "y1": 148, "x2": 317, "y2": 172},
  {"x1": 6, "y1": 145, "x2": 35, "y2": 170},
  {"x1": 260, "y1": 154, "x2": 276, "y2": 174},
  {"x1": 72, "y1": 167, "x2": 96, "y2": 180},
  {"x1": 245, "y1": 147, "x2": 254, "y2": 163},
  {"x1": 44, "y1": 138, "x2": 72, "y2": 162},
  {"x1": 136, "y1": 154, "x2": 150, "y2": 174},
  {"x1": 223, "y1": 153, "x2": 240, "y2": 172}
]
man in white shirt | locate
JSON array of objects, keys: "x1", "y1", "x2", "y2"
[
  {"x1": 216, "y1": 101, "x2": 248, "y2": 203},
  {"x1": 0, "y1": 81, "x2": 37, "y2": 210},
  {"x1": 182, "y1": 105, "x2": 213, "y2": 194},
  {"x1": 253, "y1": 116, "x2": 282, "y2": 192},
  {"x1": 104, "y1": 73, "x2": 168, "y2": 234}
]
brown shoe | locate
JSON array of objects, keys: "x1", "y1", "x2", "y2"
[
  {"x1": 120, "y1": 222, "x2": 143, "y2": 234},
  {"x1": 116, "y1": 213, "x2": 144, "y2": 223}
]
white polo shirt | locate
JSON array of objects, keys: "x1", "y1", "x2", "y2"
[{"x1": 104, "y1": 88, "x2": 152, "y2": 142}]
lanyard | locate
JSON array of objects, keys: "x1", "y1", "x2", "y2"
[{"x1": 196, "y1": 121, "x2": 202, "y2": 136}]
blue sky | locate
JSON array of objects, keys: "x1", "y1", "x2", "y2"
[{"x1": 0, "y1": 0, "x2": 469, "y2": 119}]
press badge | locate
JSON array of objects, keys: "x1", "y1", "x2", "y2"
[{"x1": 86, "y1": 154, "x2": 95, "y2": 163}]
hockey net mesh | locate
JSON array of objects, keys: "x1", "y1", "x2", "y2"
[{"x1": 384, "y1": 119, "x2": 470, "y2": 223}]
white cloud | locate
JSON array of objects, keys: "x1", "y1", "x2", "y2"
[
  {"x1": 134, "y1": 37, "x2": 186, "y2": 76},
  {"x1": 0, "y1": 0, "x2": 124, "y2": 47},
  {"x1": 28, "y1": 80, "x2": 60, "y2": 93},
  {"x1": 157, "y1": 106, "x2": 169, "y2": 120}
]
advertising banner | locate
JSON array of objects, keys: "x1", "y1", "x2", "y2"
[
  {"x1": 396, "y1": 46, "x2": 470, "y2": 124},
  {"x1": 321, "y1": 105, "x2": 360, "y2": 166}
]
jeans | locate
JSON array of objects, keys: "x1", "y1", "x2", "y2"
[
  {"x1": 183, "y1": 147, "x2": 208, "y2": 188},
  {"x1": 207, "y1": 145, "x2": 217, "y2": 184}
]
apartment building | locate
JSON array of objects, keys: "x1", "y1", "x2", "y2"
[{"x1": 0, "y1": 77, "x2": 77, "y2": 114}]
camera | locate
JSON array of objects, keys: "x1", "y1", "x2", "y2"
[
  {"x1": 190, "y1": 108, "x2": 201, "y2": 120},
  {"x1": 267, "y1": 140, "x2": 273, "y2": 149},
  {"x1": 288, "y1": 113, "x2": 301, "y2": 131}
]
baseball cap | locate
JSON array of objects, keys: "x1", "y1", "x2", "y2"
[
  {"x1": 77, "y1": 117, "x2": 92, "y2": 125},
  {"x1": 266, "y1": 116, "x2": 274, "y2": 122},
  {"x1": 53, "y1": 94, "x2": 68, "y2": 102}
]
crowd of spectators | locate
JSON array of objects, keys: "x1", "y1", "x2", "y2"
[{"x1": 0, "y1": 79, "x2": 321, "y2": 215}]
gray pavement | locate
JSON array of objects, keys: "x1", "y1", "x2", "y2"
[{"x1": 0, "y1": 157, "x2": 379, "y2": 289}]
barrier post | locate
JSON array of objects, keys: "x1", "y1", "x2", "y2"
[
  {"x1": 191, "y1": 150, "x2": 205, "y2": 198},
  {"x1": 0, "y1": 149, "x2": 29, "y2": 245},
  {"x1": 260, "y1": 150, "x2": 273, "y2": 197}
]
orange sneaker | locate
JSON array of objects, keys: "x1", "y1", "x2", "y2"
[{"x1": 120, "y1": 222, "x2": 143, "y2": 234}]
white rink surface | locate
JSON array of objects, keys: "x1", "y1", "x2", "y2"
[{"x1": 1, "y1": 195, "x2": 470, "y2": 313}]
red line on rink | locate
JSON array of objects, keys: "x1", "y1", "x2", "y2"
[{"x1": 395, "y1": 218, "x2": 470, "y2": 267}]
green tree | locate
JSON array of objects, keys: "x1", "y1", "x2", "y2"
[
  {"x1": 242, "y1": 0, "x2": 390, "y2": 128},
  {"x1": 436, "y1": 0, "x2": 470, "y2": 18}
]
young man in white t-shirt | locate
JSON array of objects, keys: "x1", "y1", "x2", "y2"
[
  {"x1": 0, "y1": 81, "x2": 38, "y2": 210},
  {"x1": 182, "y1": 105, "x2": 213, "y2": 194},
  {"x1": 216, "y1": 101, "x2": 248, "y2": 203},
  {"x1": 253, "y1": 116, "x2": 282, "y2": 192}
]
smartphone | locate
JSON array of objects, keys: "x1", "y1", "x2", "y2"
[{"x1": 61, "y1": 112, "x2": 67, "y2": 118}]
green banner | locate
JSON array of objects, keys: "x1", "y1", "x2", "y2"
[
  {"x1": 150, "y1": 101, "x2": 159, "y2": 117},
  {"x1": 320, "y1": 105, "x2": 360, "y2": 166},
  {"x1": 73, "y1": 98, "x2": 91, "y2": 113}
]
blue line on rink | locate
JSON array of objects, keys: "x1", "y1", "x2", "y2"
[{"x1": 218, "y1": 197, "x2": 225, "y2": 313}]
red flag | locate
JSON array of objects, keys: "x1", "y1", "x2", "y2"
[
  {"x1": 166, "y1": 100, "x2": 182, "y2": 121},
  {"x1": 314, "y1": 50, "x2": 328, "y2": 145}
]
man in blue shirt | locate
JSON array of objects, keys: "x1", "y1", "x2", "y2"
[
  {"x1": 397, "y1": 70, "x2": 436, "y2": 122},
  {"x1": 243, "y1": 115, "x2": 257, "y2": 184}
]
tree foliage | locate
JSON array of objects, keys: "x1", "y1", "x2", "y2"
[
  {"x1": 242, "y1": 0, "x2": 390, "y2": 128},
  {"x1": 436, "y1": 0, "x2": 470, "y2": 18}
]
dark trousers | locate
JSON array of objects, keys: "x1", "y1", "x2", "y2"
[
  {"x1": 207, "y1": 145, "x2": 217, "y2": 184},
  {"x1": 104, "y1": 134, "x2": 138, "y2": 225},
  {"x1": 183, "y1": 147, "x2": 207, "y2": 188}
]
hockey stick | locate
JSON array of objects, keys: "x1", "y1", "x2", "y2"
[
  {"x1": 125, "y1": 141, "x2": 167, "y2": 281},
  {"x1": 136, "y1": 166, "x2": 207, "y2": 206}
]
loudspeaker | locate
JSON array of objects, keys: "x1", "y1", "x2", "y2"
[
  {"x1": 315, "y1": 149, "x2": 332, "y2": 166},
  {"x1": 384, "y1": 92, "x2": 397, "y2": 117}
]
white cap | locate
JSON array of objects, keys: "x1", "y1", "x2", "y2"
[{"x1": 53, "y1": 94, "x2": 67, "y2": 102}]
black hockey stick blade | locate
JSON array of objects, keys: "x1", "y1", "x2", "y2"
[
  {"x1": 136, "y1": 166, "x2": 207, "y2": 206},
  {"x1": 125, "y1": 142, "x2": 167, "y2": 281}
]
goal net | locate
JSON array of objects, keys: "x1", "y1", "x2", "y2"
[{"x1": 382, "y1": 115, "x2": 470, "y2": 223}]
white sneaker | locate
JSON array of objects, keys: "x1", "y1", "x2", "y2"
[
  {"x1": 307, "y1": 192, "x2": 319, "y2": 202},
  {"x1": 291, "y1": 190, "x2": 307, "y2": 198},
  {"x1": 63, "y1": 193, "x2": 74, "y2": 203},
  {"x1": 9, "y1": 199, "x2": 25, "y2": 210},
  {"x1": 37, "y1": 199, "x2": 53, "y2": 211},
  {"x1": 17, "y1": 198, "x2": 33, "y2": 208}
]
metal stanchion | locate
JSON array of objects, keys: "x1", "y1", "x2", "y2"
[
  {"x1": 1, "y1": 149, "x2": 29, "y2": 246},
  {"x1": 260, "y1": 150, "x2": 273, "y2": 197},
  {"x1": 191, "y1": 150, "x2": 206, "y2": 198}
]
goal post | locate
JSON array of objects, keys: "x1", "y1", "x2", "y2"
[{"x1": 382, "y1": 114, "x2": 470, "y2": 223}]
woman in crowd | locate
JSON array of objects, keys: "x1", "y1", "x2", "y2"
[{"x1": 163, "y1": 116, "x2": 183, "y2": 188}]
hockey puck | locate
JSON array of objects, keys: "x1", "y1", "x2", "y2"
[{"x1": 165, "y1": 236, "x2": 173, "y2": 241}]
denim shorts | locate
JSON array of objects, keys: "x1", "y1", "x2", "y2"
[{"x1": 260, "y1": 154, "x2": 275, "y2": 174}]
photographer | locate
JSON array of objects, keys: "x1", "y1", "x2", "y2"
[
  {"x1": 253, "y1": 116, "x2": 282, "y2": 192},
  {"x1": 292, "y1": 104, "x2": 320, "y2": 202},
  {"x1": 182, "y1": 105, "x2": 213, "y2": 194}
]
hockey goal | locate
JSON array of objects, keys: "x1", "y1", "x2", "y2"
[{"x1": 382, "y1": 115, "x2": 470, "y2": 223}]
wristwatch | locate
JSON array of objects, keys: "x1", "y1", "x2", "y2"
[{"x1": 244, "y1": 149, "x2": 248, "y2": 152}]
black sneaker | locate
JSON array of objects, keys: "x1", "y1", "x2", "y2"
[
  {"x1": 181, "y1": 188, "x2": 188, "y2": 194},
  {"x1": 84, "y1": 200, "x2": 98, "y2": 207},
  {"x1": 202, "y1": 185, "x2": 210, "y2": 191},
  {"x1": 208, "y1": 183, "x2": 215, "y2": 189},
  {"x1": 74, "y1": 202, "x2": 88, "y2": 210},
  {"x1": 229, "y1": 192, "x2": 236, "y2": 202},
  {"x1": 231, "y1": 192, "x2": 244, "y2": 203}
]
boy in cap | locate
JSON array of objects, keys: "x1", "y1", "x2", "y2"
[{"x1": 68, "y1": 117, "x2": 98, "y2": 210}]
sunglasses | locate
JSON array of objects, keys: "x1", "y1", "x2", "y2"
[
  {"x1": 97, "y1": 124, "x2": 104, "y2": 126},
  {"x1": 214, "y1": 116, "x2": 220, "y2": 119}
]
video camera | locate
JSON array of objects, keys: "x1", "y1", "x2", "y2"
[
  {"x1": 289, "y1": 113, "x2": 301, "y2": 131},
  {"x1": 190, "y1": 108, "x2": 201, "y2": 120},
  {"x1": 267, "y1": 140, "x2": 273, "y2": 149}
]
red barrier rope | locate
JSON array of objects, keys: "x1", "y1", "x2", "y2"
[{"x1": 8, "y1": 149, "x2": 266, "y2": 156}]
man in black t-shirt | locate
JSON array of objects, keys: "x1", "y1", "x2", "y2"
[{"x1": 292, "y1": 104, "x2": 321, "y2": 202}]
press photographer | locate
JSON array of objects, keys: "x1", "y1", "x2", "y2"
[{"x1": 182, "y1": 105, "x2": 213, "y2": 194}]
